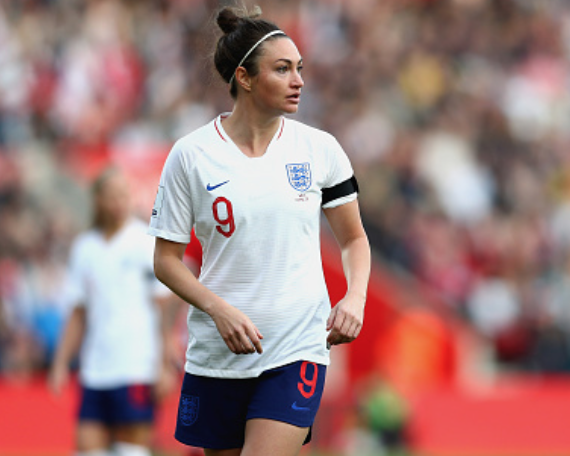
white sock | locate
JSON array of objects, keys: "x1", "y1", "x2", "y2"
[
  {"x1": 76, "y1": 451, "x2": 112, "y2": 456},
  {"x1": 113, "y1": 442, "x2": 152, "y2": 456}
]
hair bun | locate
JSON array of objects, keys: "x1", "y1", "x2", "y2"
[
  {"x1": 217, "y1": 5, "x2": 262, "y2": 35},
  {"x1": 216, "y1": 7, "x2": 239, "y2": 34}
]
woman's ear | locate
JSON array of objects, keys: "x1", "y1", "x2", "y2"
[{"x1": 235, "y1": 67, "x2": 252, "y2": 92}]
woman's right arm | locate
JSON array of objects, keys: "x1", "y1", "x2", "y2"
[
  {"x1": 49, "y1": 305, "x2": 86, "y2": 395},
  {"x1": 153, "y1": 237, "x2": 263, "y2": 355}
]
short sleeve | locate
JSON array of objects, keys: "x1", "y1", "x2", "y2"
[
  {"x1": 63, "y1": 240, "x2": 87, "y2": 309},
  {"x1": 148, "y1": 142, "x2": 194, "y2": 244},
  {"x1": 321, "y1": 134, "x2": 359, "y2": 209}
]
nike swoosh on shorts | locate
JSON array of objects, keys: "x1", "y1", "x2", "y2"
[{"x1": 291, "y1": 402, "x2": 310, "y2": 411}]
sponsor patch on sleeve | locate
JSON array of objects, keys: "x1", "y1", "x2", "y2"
[{"x1": 151, "y1": 185, "x2": 165, "y2": 218}]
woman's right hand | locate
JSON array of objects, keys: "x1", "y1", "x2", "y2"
[
  {"x1": 48, "y1": 363, "x2": 69, "y2": 396},
  {"x1": 154, "y1": 238, "x2": 263, "y2": 354},
  {"x1": 210, "y1": 302, "x2": 264, "y2": 355}
]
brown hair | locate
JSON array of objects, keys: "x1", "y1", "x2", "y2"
[{"x1": 214, "y1": 5, "x2": 284, "y2": 98}]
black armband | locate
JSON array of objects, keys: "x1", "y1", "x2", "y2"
[{"x1": 321, "y1": 175, "x2": 359, "y2": 206}]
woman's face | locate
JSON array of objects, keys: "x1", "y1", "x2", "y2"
[
  {"x1": 250, "y1": 37, "x2": 304, "y2": 115},
  {"x1": 95, "y1": 173, "x2": 131, "y2": 225}
]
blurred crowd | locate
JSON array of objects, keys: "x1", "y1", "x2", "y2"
[{"x1": 1, "y1": 0, "x2": 570, "y2": 391}]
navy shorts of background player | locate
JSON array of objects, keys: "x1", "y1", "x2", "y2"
[{"x1": 78, "y1": 384, "x2": 155, "y2": 424}]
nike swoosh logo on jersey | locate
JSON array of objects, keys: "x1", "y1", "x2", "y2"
[
  {"x1": 291, "y1": 402, "x2": 310, "y2": 411},
  {"x1": 206, "y1": 180, "x2": 229, "y2": 191}
]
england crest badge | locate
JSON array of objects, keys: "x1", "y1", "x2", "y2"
[
  {"x1": 286, "y1": 163, "x2": 312, "y2": 193},
  {"x1": 179, "y1": 394, "x2": 199, "y2": 426}
]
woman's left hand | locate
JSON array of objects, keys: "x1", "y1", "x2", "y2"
[
  {"x1": 323, "y1": 200, "x2": 370, "y2": 347},
  {"x1": 326, "y1": 293, "x2": 365, "y2": 346}
]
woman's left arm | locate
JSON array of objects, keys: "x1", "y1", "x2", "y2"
[{"x1": 323, "y1": 199, "x2": 371, "y2": 346}]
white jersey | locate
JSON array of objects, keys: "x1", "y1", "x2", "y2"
[
  {"x1": 149, "y1": 115, "x2": 358, "y2": 378},
  {"x1": 66, "y1": 218, "x2": 168, "y2": 388}
]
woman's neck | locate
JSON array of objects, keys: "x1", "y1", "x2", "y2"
[
  {"x1": 222, "y1": 103, "x2": 281, "y2": 158},
  {"x1": 99, "y1": 217, "x2": 127, "y2": 240}
]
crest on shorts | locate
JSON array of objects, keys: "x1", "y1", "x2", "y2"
[
  {"x1": 286, "y1": 163, "x2": 312, "y2": 193},
  {"x1": 179, "y1": 394, "x2": 199, "y2": 426}
]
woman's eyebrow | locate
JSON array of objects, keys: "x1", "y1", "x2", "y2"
[{"x1": 274, "y1": 58, "x2": 304, "y2": 65}]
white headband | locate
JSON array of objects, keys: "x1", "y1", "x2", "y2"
[{"x1": 229, "y1": 30, "x2": 286, "y2": 86}]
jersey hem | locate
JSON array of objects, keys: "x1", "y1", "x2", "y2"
[
  {"x1": 147, "y1": 227, "x2": 191, "y2": 244},
  {"x1": 80, "y1": 375, "x2": 158, "y2": 389},
  {"x1": 184, "y1": 354, "x2": 330, "y2": 379},
  {"x1": 322, "y1": 193, "x2": 357, "y2": 209},
  {"x1": 322, "y1": 193, "x2": 352, "y2": 209}
]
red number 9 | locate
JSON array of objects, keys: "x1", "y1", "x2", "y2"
[
  {"x1": 297, "y1": 361, "x2": 318, "y2": 398},
  {"x1": 212, "y1": 197, "x2": 235, "y2": 238}
]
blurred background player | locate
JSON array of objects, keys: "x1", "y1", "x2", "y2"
[
  {"x1": 149, "y1": 5, "x2": 370, "y2": 456},
  {"x1": 49, "y1": 167, "x2": 176, "y2": 456}
]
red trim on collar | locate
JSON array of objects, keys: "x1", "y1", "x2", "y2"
[
  {"x1": 214, "y1": 118, "x2": 227, "y2": 142},
  {"x1": 216, "y1": 116, "x2": 283, "y2": 142},
  {"x1": 277, "y1": 118, "x2": 285, "y2": 140}
]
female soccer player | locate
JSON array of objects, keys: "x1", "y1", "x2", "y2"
[
  {"x1": 50, "y1": 167, "x2": 174, "y2": 456},
  {"x1": 149, "y1": 6, "x2": 371, "y2": 456}
]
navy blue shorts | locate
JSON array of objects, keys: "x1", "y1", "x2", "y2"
[
  {"x1": 175, "y1": 360, "x2": 327, "y2": 450},
  {"x1": 78, "y1": 384, "x2": 155, "y2": 425}
]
